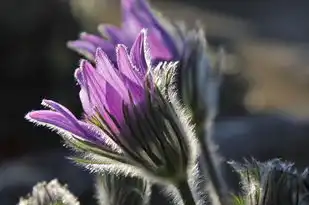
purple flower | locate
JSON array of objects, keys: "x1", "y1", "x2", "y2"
[
  {"x1": 67, "y1": 0, "x2": 181, "y2": 64},
  {"x1": 26, "y1": 30, "x2": 196, "y2": 182}
]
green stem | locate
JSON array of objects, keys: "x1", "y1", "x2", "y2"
[
  {"x1": 176, "y1": 179, "x2": 196, "y2": 205},
  {"x1": 197, "y1": 118, "x2": 229, "y2": 205}
]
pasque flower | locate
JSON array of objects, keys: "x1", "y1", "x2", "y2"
[
  {"x1": 26, "y1": 30, "x2": 197, "y2": 185},
  {"x1": 68, "y1": 0, "x2": 226, "y2": 203},
  {"x1": 67, "y1": 0, "x2": 181, "y2": 64},
  {"x1": 231, "y1": 159, "x2": 309, "y2": 205}
]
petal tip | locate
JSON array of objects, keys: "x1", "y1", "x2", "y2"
[
  {"x1": 94, "y1": 47, "x2": 110, "y2": 63},
  {"x1": 41, "y1": 99, "x2": 58, "y2": 110},
  {"x1": 78, "y1": 59, "x2": 87, "y2": 69},
  {"x1": 41, "y1": 99, "x2": 50, "y2": 106},
  {"x1": 74, "y1": 67, "x2": 81, "y2": 79},
  {"x1": 66, "y1": 41, "x2": 75, "y2": 48},
  {"x1": 25, "y1": 111, "x2": 34, "y2": 121},
  {"x1": 116, "y1": 44, "x2": 128, "y2": 53},
  {"x1": 140, "y1": 28, "x2": 148, "y2": 35},
  {"x1": 79, "y1": 59, "x2": 93, "y2": 72},
  {"x1": 74, "y1": 59, "x2": 87, "y2": 80},
  {"x1": 25, "y1": 111, "x2": 44, "y2": 123},
  {"x1": 95, "y1": 47, "x2": 104, "y2": 55},
  {"x1": 79, "y1": 32, "x2": 88, "y2": 38},
  {"x1": 97, "y1": 24, "x2": 107, "y2": 35}
]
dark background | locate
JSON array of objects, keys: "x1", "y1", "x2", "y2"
[{"x1": 2, "y1": 0, "x2": 309, "y2": 204}]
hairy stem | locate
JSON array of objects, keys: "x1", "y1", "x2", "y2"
[
  {"x1": 197, "y1": 47, "x2": 229, "y2": 205},
  {"x1": 197, "y1": 118, "x2": 229, "y2": 205},
  {"x1": 177, "y1": 179, "x2": 196, "y2": 205}
]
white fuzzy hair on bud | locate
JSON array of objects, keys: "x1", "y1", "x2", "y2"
[
  {"x1": 18, "y1": 179, "x2": 79, "y2": 205},
  {"x1": 159, "y1": 184, "x2": 186, "y2": 205},
  {"x1": 155, "y1": 60, "x2": 200, "y2": 168}
]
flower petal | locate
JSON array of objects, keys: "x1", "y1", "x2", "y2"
[
  {"x1": 95, "y1": 48, "x2": 130, "y2": 103},
  {"x1": 74, "y1": 61, "x2": 86, "y2": 86},
  {"x1": 98, "y1": 24, "x2": 131, "y2": 46},
  {"x1": 67, "y1": 40, "x2": 96, "y2": 60},
  {"x1": 74, "y1": 65, "x2": 94, "y2": 116},
  {"x1": 80, "y1": 32, "x2": 117, "y2": 62},
  {"x1": 25, "y1": 110, "x2": 105, "y2": 144},
  {"x1": 122, "y1": 76, "x2": 145, "y2": 103},
  {"x1": 80, "y1": 60, "x2": 120, "y2": 132},
  {"x1": 124, "y1": 0, "x2": 178, "y2": 60},
  {"x1": 79, "y1": 32, "x2": 105, "y2": 45},
  {"x1": 80, "y1": 60, "x2": 107, "y2": 112},
  {"x1": 129, "y1": 29, "x2": 150, "y2": 77},
  {"x1": 79, "y1": 88, "x2": 93, "y2": 115},
  {"x1": 105, "y1": 83, "x2": 125, "y2": 122},
  {"x1": 116, "y1": 44, "x2": 142, "y2": 86},
  {"x1": 26, "y1": 110, "x2": 83, "y2": 136},
  {"x1": 148, "y1": 31, "x2": 174, "y2": 61},
  {"x1": 41, "y1": 99, "x2": 88, "y2": 135}
]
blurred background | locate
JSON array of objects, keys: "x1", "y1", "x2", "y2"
[{"x1": 2, "y1": 0, "x2": 309, "y2": 204}]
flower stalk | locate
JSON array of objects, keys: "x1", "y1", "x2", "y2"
[
  {"x1": 179, "y1": 27, "x2": 229, "y2": 205},
  {"x1": 95, "y1": 172, "x2": 151, "y2": 205},
  {"x1": 176, "y1": 179, "x2": 196, "y2": 205}
]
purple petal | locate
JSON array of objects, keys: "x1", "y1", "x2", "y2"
[
  {"x1": 74, "y1": 61, "x2": 86, "y2": 86},
  {"x1": 123, "y1": 0, "x2": 178, "y2": 60},
  {"x1": 130, "y1": 29, "x2": 150, "y2": 77},
  {"x1": 79, "y1": 32, "x2": 117, "y2": 61},
  {"x1": 67, "y1": 40, "x2": 96, "y2": 53},
  {"x1": 25, "y1": 110, "x2": 106, "y2": 144},
  {"x1": 80, "y1": 60, "x2": 107, "y2": 112},
  {"x1": 123, "y1": 76, "x2": 145, "y2": 103},
  {"x1": 26, "y1": 110, "x2": 85, "y2": 137},
  {"x1": 131, "y1": 1, "x2": 153, "y2": 24},
  {"x1": 95, "y1": 48, "x2": 130, "y2": 103},
  {"x1": 75, "y1": 66, "x2": 94, "y2": 115},
  {"x1": 105, "y1": 83, "x2": 125, "y2": 123},
  {"x1": 67, "y1": 40, "x2": 96, "y2": 60},
  {"x1": 116, "y1": 44, "x2": 143, "y2": 86},
  {"x1": 79, "y1": 32, "x2": 105, "y2": 45},
  {"x1": 98, "y1": 25, "x2": 130, "y2": 45},
  {"x1": 80, "y1": 60, "x2": 120, "y2": 132},
  {"x1": 121, "y1": 0, "x2": 152, "y2": 24},
  {"x1": 40, "y1": 100, "x2": 118, "y2": 143},
  {"x1": 79, "y1": 88, "x2": 93, "y2": 115},
  {"x1": 148, "y1": 31, "x2": 173, "y2": 61},
  {"x1": 123, "y1": 16, "x2": 144, "y2": 36},
  {"x1": 41, "y1": 99, "x2": 88, "y2": 136},
  {"x1": 121, "y1": 0, "x2": 135, "y2": 12},
  {"x1": 124, "y1": 10, "x2": 174, "y2": 61}
]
